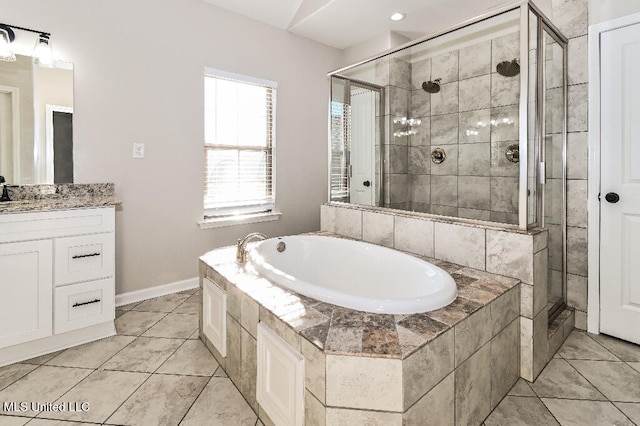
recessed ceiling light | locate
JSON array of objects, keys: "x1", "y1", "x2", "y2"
[{"x1": 390, "y1": 12, "x2": 405, "y2": 21}]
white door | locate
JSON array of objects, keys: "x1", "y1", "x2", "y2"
[
  {"x1": 349, "y1": 89, "x2": 376, "y2": 206},
  {"x1": 600, "y1": 21, "x2": 640, "y2": 345}
]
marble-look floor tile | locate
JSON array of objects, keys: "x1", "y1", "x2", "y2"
[
  {"x1": 114, "y1": 310, "x2": 166, "y2": 336},
  {"x1": 508, "y1": 379, "x2": 536, "y2": 397},
  {"x1": 181, "y1": 377, "x2": 257, "y2": 425},
  {"x1": 45, "y1": 335, "x2": 136, "y2": 369},
  {"x1": 21, "y1": 351, "x2": 63, "y2": 366},
  {"x1": 542, "y1": 398, "x2": 634, "y2": 426},
  {"x1": 28, "y1": 419, "x2": 97, "y2": 425},
  {"x1": 568, "y1": 360, "x2": 640, "y2": 402},
  {"x1": 106, "y1": 374, "x2": 208, "y2": 426},
  {"x1": 117, "y1": 301, "x2": 140, "y2": 311},
  {"x1": 213, "y1": 367, "x2": 228, "y2": 378},
  {"x1": 529, "y1": 358, "x2": 605, "y2": 400},
  {"x1": 101, "y1": 337, "x2": 183, "y2": 373},
  {"x1": 39, "y1": 370, "x2": 148, "y2": 423},
  {"x1": 132, "y1": 293, "x2": 191, "y2": 313},
  {"x1": 172, "y1": 294, "x2": 200, "y2": 314},
  {"x1": 0, "y1": 416, "x2": 29, "y2": 425},
  {"x1": 0, "y1": 364, "x2": 37, "y2": 391},
  {"x1": 115, "y1": 309, "x2": 126, "y2": 319},
  {"x1": 615, "y1": 402, "x2": 640, "y2": 424},
  {"x1": 141, "y1": 313, "x2": 198, "y2": 339},
  {"x1": 588, "y1": 333, "x2": 640, "y2": 362},
  {"x1": 0, "y1": 366, "x2": 92, "y2": 416},
  {"x1": 630, "y1": 362, "x2": 640, "y2": 374},
  {"x1": 485, "y1": 396, "x2": 559, "y2": 426},
  {"x1": 156, "y1": 339, "x2": 219, "y2": 376},
  {"x1": 557, "y1": 331, "x2": 619, "y2": 361},
  {"x1": 177, "y1": 287, "x2": 199, "y2": 296}
]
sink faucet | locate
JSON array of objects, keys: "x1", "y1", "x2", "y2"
[{"x1": 236, "y1": 232, "x2": 267, "y2": 263}]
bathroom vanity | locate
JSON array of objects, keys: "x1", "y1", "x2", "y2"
[{"x1": 0, "y1": 184, "x2": 117, "y2": 366}]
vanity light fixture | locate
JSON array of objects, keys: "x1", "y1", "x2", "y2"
[
  {"x1": 0, "y1": 23, "x2": 54, "y2": 67},
  {"x1": 33, "y1": 33, "x2": 54, "y2": 68},
  {"x1": 0, "y1": 25, "x2": 16, "y2": 62},
  {"x1": 390, "y1": 12, "x2": 405, "y2": 21}
]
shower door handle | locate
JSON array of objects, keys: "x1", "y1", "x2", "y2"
[{"x1": 605, "y1": 192, "x2": 620, "y2": 203}]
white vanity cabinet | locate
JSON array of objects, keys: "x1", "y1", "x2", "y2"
[
  {"x1": 0, "y1": 240, "x2": 53, "y2": 348},
  {"x1": 0, "y1": 207, "x2": 116, "y2": 366}
]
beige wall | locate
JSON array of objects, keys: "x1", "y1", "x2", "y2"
[
  {"x1": 589, "y1": 0, "x2": 640, "y2": 25},
  {"x1": 0, "y1": 0, "x2": 343, "y2": 295}
]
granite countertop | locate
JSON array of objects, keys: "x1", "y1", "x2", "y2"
[
  {"x1": 200, "y1": 233, "x2": 520, "y2": 360},
  {"x1": 0, "y1": 196, "x2": 120, "y2": 214},
  {"x1": 0, "y1": 183, "x2": 119, "y2": 214}
]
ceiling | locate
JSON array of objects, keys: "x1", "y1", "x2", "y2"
[{"x1": 200, "y1": 0, "x2": 532, "y2": 49}]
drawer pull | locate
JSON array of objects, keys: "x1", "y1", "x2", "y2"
[
  {"x1": 72, "y1": 299, "x2": 101, "y2": 308},
  {"x1": 72, "y1": 252, "x2": 101, "y2": 259}
]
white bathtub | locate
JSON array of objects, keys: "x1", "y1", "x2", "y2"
[{"x1": 247, "y1": 235, "x2": 457, "y2": 314}]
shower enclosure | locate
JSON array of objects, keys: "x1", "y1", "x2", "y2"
[{"x1": 328, "y1": 1, "x2": 568, "y2": 321}]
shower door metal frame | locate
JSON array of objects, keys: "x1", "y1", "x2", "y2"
[{"x1": 526, "y1": 4, "x2": 569, "y2": 321}]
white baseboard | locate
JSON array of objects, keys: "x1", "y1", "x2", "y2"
[{"x1": 115, "y1": 277, "x2": 199, "y2": 307}]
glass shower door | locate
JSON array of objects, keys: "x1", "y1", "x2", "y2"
[{"x1": 542, "y1": 27, "x2": 567, "y2": 320}]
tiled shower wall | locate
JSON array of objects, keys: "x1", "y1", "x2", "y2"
[
  {"x1": 376, "y1": 57, "x2": 412, "y2": 210},
  {"x1": 408, "y1": 32, "x2": 522, "y2": 223},
  {"x1": 552, "y1": 0, "x2": 589, "y2": 329},
  {"x1": 374, "y1": 32, "x2": 523, "y2": 224}
]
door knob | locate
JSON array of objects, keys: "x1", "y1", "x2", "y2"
[
  {"x1": 363, "y1": 180, "x2": 371, "y2": 187},
  {"x1": 605, "y1": 192, "x2": 620, "y2": 203}
]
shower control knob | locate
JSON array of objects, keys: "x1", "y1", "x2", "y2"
[
  {"x1": 605, "y1": 192, "x2": 620, "y2": 203},
  {"x1": 363, "y1": 180, "x2": 371, "y2": 187}
]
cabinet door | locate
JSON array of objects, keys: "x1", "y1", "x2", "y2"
[{"x1": 0, "y1": 240, "x2": 53, "y2": 348}]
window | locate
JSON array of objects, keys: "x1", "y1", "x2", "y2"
[
  {"x1": 330, "y1": 100, "x2": 350, "y2": 202},
  {"x1": 203, "y1": 69, "x2": 277, "y2": 222}
]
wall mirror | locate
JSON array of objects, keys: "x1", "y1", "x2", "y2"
[{"x1": 0, "y1": 54, "x2": 73, "y2": 185}]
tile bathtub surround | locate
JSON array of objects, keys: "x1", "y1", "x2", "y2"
[
  {"x1": 322, "y1": 202, "x2": 557, "y2": 382},
  {"x1": 200, "y1": 239, "x2": 520, "y2": 424}
]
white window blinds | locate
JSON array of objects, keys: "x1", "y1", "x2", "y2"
[{"x1": 204, "y1": 70, "x2": 276, "y2": 217}]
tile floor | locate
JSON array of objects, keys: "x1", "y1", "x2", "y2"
[{"x1": 0, "y1": 292, "x2": 638, "y2": 425}]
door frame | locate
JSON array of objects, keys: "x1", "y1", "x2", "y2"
[
  {"x1": 0, "y1": 85, "x2": 21, "y2": 183},
  {"x1": 44, "y1": 104, "x2": 73, "y2": 184},
  {"x1": 587, "y1": 11, "x2": 640, "y2": 334}
]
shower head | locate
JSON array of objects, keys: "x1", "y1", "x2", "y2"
[
  {"x1": 496, "y1": 59, "x2": 520, "y2": 77},
  {"x1": 421, "y1": 78, "x2": 441, "y2": 93}
]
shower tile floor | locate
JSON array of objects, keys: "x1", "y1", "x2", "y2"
[{"x1": 0, "y1": 292, "x2": 638, "y2": 425}]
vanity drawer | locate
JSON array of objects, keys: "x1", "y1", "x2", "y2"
[
  {"x1": 0, "y1": 207, "x2": 115, "y2": 244},
  {"x1": 54, "y1": 233, "x2": 114, "y2": 286},
  {"x1": 54, "y1": 278, "x2": 115, "y2": 334}
]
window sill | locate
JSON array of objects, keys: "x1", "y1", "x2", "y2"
[{"x1": 198, "y1": 211, "x2": 282, "y2": 229}]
